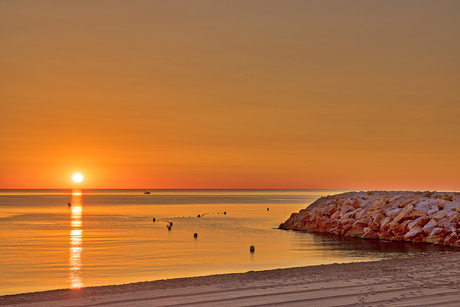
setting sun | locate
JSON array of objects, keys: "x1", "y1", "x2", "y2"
[{"x1": 72, "y1": 174, "x2": 84, "y2": 183}]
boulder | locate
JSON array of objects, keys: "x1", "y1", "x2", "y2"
[
  {"x1": 350, "y1": 199, "x2": 362, "y2": 209},
  {"x1": 330, "y1": 210, "x2": 341, "y2": 220},
  {"x1": 404, "y1": 226, "x2": 424, "y2": 241},
  {"x1": 386, "y1": 208, "x2": 403, "y2": 219},
  {"x1": 427, "y1": 207, "x2": 440, "y2": 216},
  {"x1": 408, "y1": 216, "x2": 430, "y2": 230},
  {"x1": 361, "y1": 227, "x2": 379, "y2": 239},
  {"x1": 414, "y1": 201, "x2": 431, "y2": 211},
  {"x1": 370, "y1": 213, "x2": 386, "y2": 229},
  {"x1": 340, "y1": 217, "x2": 356, "y2": 226},
  {"x1": 410, "y1": 209, "x2": 427, "y2": 220},
  {"x1": 380, "y1": 216, "x2": 392, "y2": 230},
  {"x1": 422, "y1": 220, "x2": 438, "y2": 236},
  {"x1": 432, "y1": 209, "x2": 453, "y2": 220},
  {"x1": 342, "y1": 210, "x2": 357, "y2": 220},
  {"x1": 279, "y1": 191, "x2": 460, "y2": 248},
  {"x1": 341, "y1": 205, "x2": 356, "y2": 215},
  {"x1": 355, "y1": 209, "x2": 368, "y2": 220},
  {"x1": 444, "y1": 232, "x2": 458, "y2": 245},
  {"x1": 393, "y1": 205, "x2": 414, "y2": 223},
  {"x1": 424, "y1": 235, "x2": 446, "y2": 245},
  {"x1": 390, "y1": 222, "x2": 408, "y2": 237},
  {"x1": 320, "y1": 204, "x2": 337, "y2": 216}
]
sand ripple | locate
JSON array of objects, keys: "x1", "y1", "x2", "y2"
[{"x1": 2, "y1": 252, "x2": 460, "y2": 306}]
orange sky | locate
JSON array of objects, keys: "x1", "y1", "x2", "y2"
[{"x1": 1, "y1": 1, "x2": 459, "y2": 190}]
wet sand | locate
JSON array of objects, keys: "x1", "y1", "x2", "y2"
[{"x1": 2, "y1": 252, "x2": 460, "y2": 306}]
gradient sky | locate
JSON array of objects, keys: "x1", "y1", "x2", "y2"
[{"x1": 1, "y1": 1, "x2": 459, "y2": 190}]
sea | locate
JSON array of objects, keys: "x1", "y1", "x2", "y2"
[{"x1": 0, "y1": 189, "x2": 456, "y2": 296}]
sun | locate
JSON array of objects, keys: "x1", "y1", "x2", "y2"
[{"x1": 72, "y1": 173, "x2": 84, "y2": 183}]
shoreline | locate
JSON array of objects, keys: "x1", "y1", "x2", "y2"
[{"x1": 3, "y1": 252, "x2": 460, "y2": 306}]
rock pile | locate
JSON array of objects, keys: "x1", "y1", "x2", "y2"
[{"x1": 279, "y1": 191, "x2": 460, "y2": 247}]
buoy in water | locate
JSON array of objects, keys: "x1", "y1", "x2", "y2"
[
  {"x1": 267, "y1": 208, "x2": 269, "y2": 211},
  {"x1": 197, "y1": 214, "x2": 201, "y2": 218},
  {"x1": 250, "y1": 245, "x2": 255, "y2": 253},
  {"x1": 167, "y1": 225, "x2": 172, "y2": 230},
  {"x1": 194, "y1": 233, "x2": 198, "y2": 238},
  {"x1": 152, "y1": 218, "x2": 156, "y2": 222},
  {"x1": 223, "y1": 212, "x2": 226, "y2": 215}
]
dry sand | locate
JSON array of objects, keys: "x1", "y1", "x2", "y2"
[{"x1": 2, "y1": 252, "x2": 460, "y2": 307}]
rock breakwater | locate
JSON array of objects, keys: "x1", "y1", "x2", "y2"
[{"x1": 279, "y1": 191, "x2": 460, "y2": 247}]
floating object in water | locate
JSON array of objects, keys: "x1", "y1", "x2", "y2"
[
  {"x1": 197, "y1": 214, "x2": 201, "y2": 218},
  {"x1": 267, "y1": 208, "x2": 269, "y2": 211},
  {"x1": 194, "y1": 233, "x2": 198, "y2": 238},
  {"x1": 152, "y1": 218, "x2": 156, "y2": 222},
  {"x1": 224, "y1": 212, "x2": 226, "y2": 215},
  {"x1": 169, "y1": 222, "x2": 173, "y2": 226},
  {"x1": 167, "y1": 225, "x2": 172, "y2": 230},
  {"x1": 144, "y1": 191, "x2": 150, "y2": 194},
  {"x1": 250, "y1": 245, "x2": 255, "y2": 253},
  {"x1": 67, "y1": 203, "x2": 71, "y2": 207}
]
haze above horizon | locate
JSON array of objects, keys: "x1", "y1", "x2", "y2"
[{"x1": 1, "y1": 1, "x2": 459, "y2": 190}]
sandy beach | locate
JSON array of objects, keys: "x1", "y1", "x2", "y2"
[{"x1": 2, "y1": 252, "x2": 460, "y2": 307}]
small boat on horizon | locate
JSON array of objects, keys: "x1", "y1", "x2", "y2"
[{"x1": 144, "y1": 191, "x2": 151, "y2": 194}]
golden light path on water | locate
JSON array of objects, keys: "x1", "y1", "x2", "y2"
[{"x1": 69, "y1": 190, "x2": 83, "y2": 289}]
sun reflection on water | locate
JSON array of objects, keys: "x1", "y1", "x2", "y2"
[{"x1": 69, "y1": 190, "x2": 84, "y2": 289}]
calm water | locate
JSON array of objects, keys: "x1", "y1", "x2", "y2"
[{"x1": 0, "y1": 189, "x2": 455, "y2": 296}]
